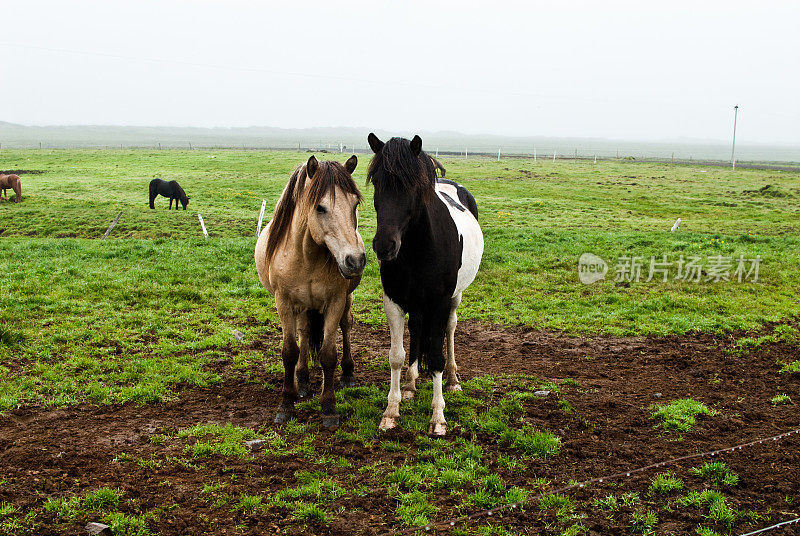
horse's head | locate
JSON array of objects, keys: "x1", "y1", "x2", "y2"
[
  {"x1": 367, "y1": 133, "x2": 435, "y2": 262},
  {"x1": 303, "y1": 155, "x2": 366, "y2": 279},
  {"x1": 181, "y1": 195, "x2": 190, "y2": 210}
]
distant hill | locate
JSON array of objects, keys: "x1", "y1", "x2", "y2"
[{"x1": 1, "y1": 122, "x2": 798, "y2": 163}]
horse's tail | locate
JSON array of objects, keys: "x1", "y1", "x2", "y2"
[
  {"x1": 13, "y1": 176, "x2": 21, "y2": 202},
  {"x1": 308, "y1": 309, "x2": 324, "y2": 362}
]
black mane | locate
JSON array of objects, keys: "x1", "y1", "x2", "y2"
[{"x1": 367, "y1": 137, "x2": 436, "y2": 199}]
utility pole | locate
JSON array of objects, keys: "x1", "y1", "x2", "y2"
[{"x1": 730, "y1": 105, "x2": 739, "y2": 163}]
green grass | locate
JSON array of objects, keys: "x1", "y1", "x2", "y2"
[
  {"x1": 779, "y1": 360, "x2": 800, "y2": 374},
  {"x1": 651, "y1": 399, "x2": 718, "y2": 432},
  {"x1": 1, "y1": 151, "x2": 799, "y2": 410},
  {"x1": 690, "y1": 462, "x2": 739, "y2": 486},
  {"x1": 649, "y1": 472, "x2": 684, "y2": 494},
  {"x1": 771, "y1": 393, "x2": 791, "y2": 405},
  {"x1": 679, "y1": 490, "x2": 737, "y2": 527}
]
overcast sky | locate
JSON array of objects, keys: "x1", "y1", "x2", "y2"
[{"x1": 2, "y1": 0, "x2": 799, "y2": 144}]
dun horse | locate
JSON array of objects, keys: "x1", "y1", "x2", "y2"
[
  {"x1": 255, "y1": 156, "x2": 366, "y2": 428},
  {"x1": 367, "y1": 134, "x2": 483, "y2": 436},
  {"x1": 0, "y1": 174, "x2": 22, "y2": 203}
]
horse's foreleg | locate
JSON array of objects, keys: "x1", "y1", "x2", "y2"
[
  {"x1": 275, "y1": 296, "x2": 299, "y2": 424},
  {"x1": 444, "y1": 292, "x2": 462, "y2": 393},
  {"x1": 319, "y1": 297, "x2": 346, "y2": 429},
  {"x1": 427, "y1": 306, "x2": 450, "y2": 437},
  {"x1": 379, "y1": 293, "x2": 406, "y2": 431},
  {"x1": 338, "y1": 293, "x2": 356, "y2": 388},
  {"x1": 295, "y1": 313, "x2": 311, "y2": 399}
]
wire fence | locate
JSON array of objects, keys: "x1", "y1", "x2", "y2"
[
  {"x1": 380, "y1": 426, "x2": 800, "y2": 536},
  {"x1": 2, "y1": 140, "x2": 798, "y2": 171}
]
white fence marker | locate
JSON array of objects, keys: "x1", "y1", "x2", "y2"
[
  {"x1": 553, "y1": 150, "x2": 557, "y2": 163},
  {"x1": 257, "y1": 199, "x2": 267, "y2": 237},
  {"x1": 497, "y1": 148, "x2": 501, "y2": 161},
  {"x1": 670, "y1": 218, "x2": 681, "y2": 232},
  {"x1": 732, "y1": 158, "x2": 736, "y2": 171},
  {"x1": 465, "y1": 148, "x2": 468, "y2": 160},
  {"x1": 198, "y1": 213, "x2": 208, "y2": 239},
  {"x1": 594, "y1": 155, "x2": 597, "y2": 164},
  {"x1": 435, "y1": 148, "x2": 439, "y2": 158},
  {"x1": 101, "y1": 211, "x2": 123, "y2": 240},
  {"x1": 533, "y1": 147, "x2": 536, "y2": 162}
]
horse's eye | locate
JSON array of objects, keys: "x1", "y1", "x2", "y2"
[{"x1": 316, "y1": 205, "x2": 327, "y2": 214}]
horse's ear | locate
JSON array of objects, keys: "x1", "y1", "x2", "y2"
[
  {"x1": 410, "y1": 135, "x2": 422, "y2": 156},
  {"x1": 368, "y1": 133, "x2": 384, "y2": 153},
  {"x1": 345, "y1": 155, "x2": 357, "y2": 174},
  {"x1": 306, "y1": 155, "x2": 318, "y2": 179}
]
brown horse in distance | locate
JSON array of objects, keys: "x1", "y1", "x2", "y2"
[{"x1": 0, "y1": 174, "x2": 22, "y2": 203}]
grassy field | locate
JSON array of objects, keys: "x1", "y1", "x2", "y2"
[
  {"x1": 1, "y1": 149, "x2": 799, "y2": 410},
  {"x1": 1, "y1": 149, "x2": 799, "y2": 535}
]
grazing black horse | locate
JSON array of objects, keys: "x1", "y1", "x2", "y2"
[
  {"x1": 367, "y1": 133, "x2": 483, "y2": 436},
  {"x1": 149, "y1": 179, "x2": 189, "y2": 210}
]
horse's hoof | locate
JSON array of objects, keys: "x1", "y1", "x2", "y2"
[
  {"x1": 274, "y1": 409, "x2": 296, "y2": 424},
  {"x1": 446, "y1": 383, "x2": 462, "y2": 393},
  {"x1": 428, "y1": 422, "x2": 447, "y2": 437},
  {"x1": 379, "y1": 416, "x2": 397, "y2": 431},
  {"x1": 321, "y1": 414, "x2": 340, "y2": 430},
  {"x1": 401, "y1": 389, "x2": 416, "y2": 401},
  {"x1": 337, "y1": 375, "x2": 357, "y2": 389}
]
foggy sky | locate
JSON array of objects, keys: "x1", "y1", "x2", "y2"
[{"x1": 2, "y1": 0, "x2": 799, "y2": 145}]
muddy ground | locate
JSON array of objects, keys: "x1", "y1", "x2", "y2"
[{"x1": 1, "y1": 321, "x2": 799, "y2": 535}]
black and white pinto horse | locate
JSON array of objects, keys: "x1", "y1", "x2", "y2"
[
  {"x1": 367, "y1": 133, "x2": 483, "y2": 436},
  {"x1": 149, "y1": 178, "x2": 189, "y2": 210}
]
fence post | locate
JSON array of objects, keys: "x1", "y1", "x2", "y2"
[
  {"x1": 198, "y1": 214, "x2": 209, "y2": 239},
  {"x1": 497, "y1": 148, "x2": 501, "y2": 161},
  {"x1": 257, "y1": 199, "x2": 267, "y2": 237},
  {"x1": 533, "y1": 147, "x2": 536, "y2": 162},
  {"x1": 435, "y1": 148, "x2": 439, "y2": 158},
  {"x1": 553, "y1": 150, "x2": 556, "y2": 163},
  {"x1": 101, "y1": 212, "x2": 123, "y2": 240},
  {"x1": 465, "y1": 148, "x2": 468, "y2": 160}
]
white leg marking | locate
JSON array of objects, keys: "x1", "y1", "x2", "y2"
[
  {"x1": 380, "y1": 293, "x2": 405, "y2": 431},
  {"x1": 445, "y1": 293, "x2": 462, "y2": 392},
  {"x1": 402, "y1": 358, "x2": 419, "y2": 400},
  {"x1": 428, "y1": 371, "x2": 446, "y2": 436}
]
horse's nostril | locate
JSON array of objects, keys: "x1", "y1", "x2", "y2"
[
  {"x1": 345, "y1": 255, "x2": 358, "y2": 269},
  {"x1": 358, "y1": 253, "x2": 366, "y2": 269}
]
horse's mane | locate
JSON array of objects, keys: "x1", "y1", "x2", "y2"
[
  {"x1": 367, "y1": 137, "x2": 436, "y2": 200},
  {"x1": 265, "y1": 161, "x2": 362, "y2": 262}
]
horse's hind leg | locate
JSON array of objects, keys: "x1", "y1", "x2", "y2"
[
  {"x1": 275, "y1": 295, "x2": 300, "y2": 424},
  {"x1": 444, "y1": 292, "x2": 462, "y2": 392},
  {"x1": 295, "y1": 312, "x2": 311, "y2": 399},
  {"x1": 338, "y1": 293, "x2": 356, "y2": 388},
  {"x1": 402, "y1": 313, "x2": 423, "y2": 400}
]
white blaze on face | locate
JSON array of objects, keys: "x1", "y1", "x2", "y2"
[
  {"x1": 314, "y1": 189, "x2": 364, "y2": 275},
  {"x1": 434, "y1": 182, "x2": 484, "y2": 296}
]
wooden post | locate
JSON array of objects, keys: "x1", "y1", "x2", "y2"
[
  {"x1": 574, "y1": 149, "x2": 577, "y2": 162},
  {"x1": 198, "y1": 214, "x2": 208, "y2": 239},
  {"x1": 189, "y1": 142, "x2": 193, "y2": 150},
  {"x1": 257, "y1": 199, "x2": 267, "y2": 237},
  {"x1": 671, "y1": 152, "x2": 674, "y2": 165},
  {"x1": 39, "y1": 142, "x2": 42, "y2": 150},
  {"x1": 101, "y1": 212, "x2": 123, "y2": 240}
]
